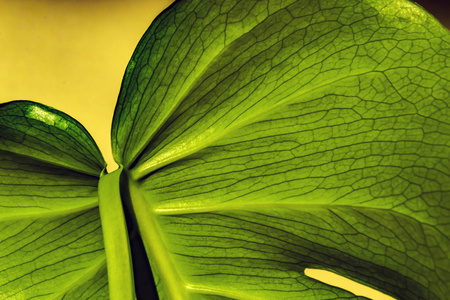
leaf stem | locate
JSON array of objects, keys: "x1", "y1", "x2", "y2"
[
  {"x1": 126, "y1": 173, "x2": 186, "y2": 300},
  {"x1": 98, "y1": 167, "x2": 135, "y2": 300}
]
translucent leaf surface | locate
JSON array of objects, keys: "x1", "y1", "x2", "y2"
[
  {"x1": 0, "y1": 101, "x2": 109, "y2": 299},
  {"x1": 0, "y1": 101, "x2": 105, "y2": 176},
  {"x1": 112, "y1": 0, "x2": 450, "y2": 299}
]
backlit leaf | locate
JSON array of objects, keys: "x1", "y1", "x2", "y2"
[
  {"x1": 112, "y1": 0, "x2": 450, "y2": 299},
  {"x1": 0, "y1": 101, "x2": 108, "y2": 299}
]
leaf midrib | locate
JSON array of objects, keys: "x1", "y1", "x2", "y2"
[
  {"x1": 0, "y1": 200, "x2": 98, "y2": 222},
  {"x1": 152, "y1": 202, "x2": 447, "y2": 238},
  {"x1": 131, "y1": 69, "x2": 376, "y2": 179},
  {"x1": 121, "y1": 0, "x2": 295, "y2": 167},
  {"x1": 0, "y1": 146, "x2": 103, "y2": 177},
  {"x1": 49, "y1": 256, "x2": 106, "y2": 300}
]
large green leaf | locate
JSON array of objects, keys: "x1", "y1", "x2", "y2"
[
  {"x1": 1, "y1": 0, "x2": 449, "y2": 299},
  {"x1": 112, "y1": 0, "x2": 450, "y2": 299},
  {"x1": 0, "y1": 101, "x2": 113, "y2": 299}
]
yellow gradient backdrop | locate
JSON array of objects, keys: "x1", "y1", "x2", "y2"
[
  {"x1": 0, "y1": 0, "x2": 174, "y2": 171},
  {"x1": 0, "y1": 1, "x2": 402, "y2": 299}
]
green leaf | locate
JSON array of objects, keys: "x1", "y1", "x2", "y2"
[
  {"x1": 0, "y1": 101, "x2": 105, "y2": 176},
  {"x1": 0, "y1": 101, "x2": 109, "y2": 299},
  {"x1": 112, "y1": 0, "x2": 450, "y2": 299}
]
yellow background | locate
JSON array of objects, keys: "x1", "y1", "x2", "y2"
[
  {"x1": 0, "y1": 0, "x2": 174, "y2": 171},
  {"x1": 4, "y1": 0, "x2": 444, "y2": 298}
]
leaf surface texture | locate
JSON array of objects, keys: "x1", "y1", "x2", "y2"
[
  {"x1": 0, "y1": 101, "x2": 108, "y2": 299},
  {"x1": 112, "y1": 0, "x2": 450, "y2": 299}
]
